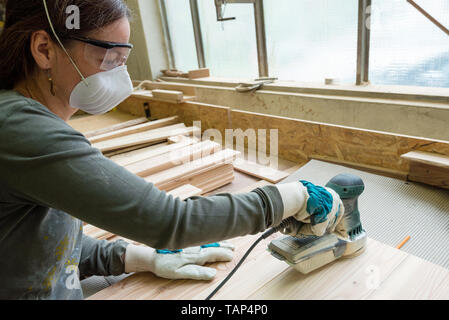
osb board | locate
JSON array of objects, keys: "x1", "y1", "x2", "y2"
[
  {"x1": 230, "y1": 109, "x2": 449, "y2": 174},
  {"x1": 118, "y1": 97, "x2": 231, "y2": 142}
]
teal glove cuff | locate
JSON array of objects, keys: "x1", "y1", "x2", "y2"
[
  {"x1": 299, "y1": 180, "x2": 333, "y2": 225},
  {"x1": 156, "y1": 243, "x2": 221, "y2": 254}
]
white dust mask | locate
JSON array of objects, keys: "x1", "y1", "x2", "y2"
[{"x1": 69, "y1": 66, "x2": 133, "y2": 115}]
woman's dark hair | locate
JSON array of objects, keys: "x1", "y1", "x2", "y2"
[{"x1": 0, "y1": 0, "x2": 131, "y2": 90}]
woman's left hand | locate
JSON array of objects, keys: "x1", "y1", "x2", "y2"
[{"x1": 124, "y1": 242, "x2": 235, "y2": 280}]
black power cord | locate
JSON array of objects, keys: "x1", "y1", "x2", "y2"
[{"x1": 205, "y1": 217, "x2": 297, "y2": 300}]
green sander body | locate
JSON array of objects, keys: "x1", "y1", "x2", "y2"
[{"x1": 268, "y1": 173, "x2": 367, "y2": 274}]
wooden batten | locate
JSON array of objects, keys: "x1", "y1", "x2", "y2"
[
  {"x1": 401, "y1": 151, "x2": 449, "y2": 169},
  {"x1": 408, "y1": 162, "x2": 449, "y2": 190},
  {"x1": 188, "y1": 68, "x2": 210, "y2": 79},
  {"x1": 89, "y1": 116, "x2": 179, "y2": 143},
  {"x1": 125, "y1": 140, "x2": 221, "y2": 177},
  {"x1": 233, "y1": 159, "x2": 289, "y2": 183},
  {"x1": 160, "y1": 164, "x2": 235, "y2": 194},
  {"x1": 93, "y1": 124, "x2": 200, "y2": 153},
  {"x1": 68, "y1": 111, "x2": 143, "y2": 134},
  {"x1": 145, "y1": 149, "x2": 239, "y2": 188},
  {"x1": 109, "y1": 138, "x2": 195, "y2": 167},
  {"x1": 401, "y1": 151, "x2": 449, "y2": 189},
  {"x1": 83, "y1": 117, "x2": 149, "y2": 138}
]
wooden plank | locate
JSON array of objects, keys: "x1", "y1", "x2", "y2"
[
  {"x1": 188, "y1": 68, "x2": 210, "y2": 79},
  {"x1": 408, "y1": 162, "x2": 449, "y2": 189},
  {"x1": 132, "y1": 90, "x2": 196, "y2": 104},
  {"x1": 167, "y1": 185, "x2": 203, "y2": 200},
  {"x1": 158, "y1": 164, "x2": 234, "y2": 193},
  {"x1": 89, "y1": 116, "x2": 179, "y2": 143},
  {"x1": 103, "y1": 143, "x2": 163, "y2": 158},
  {"x1": 200, "y1": 176, "x2": 235, "y2": 194},
  {"x1": 110, "y1": 138, "x2": 194, "y2": 167},
  {"x1": 401, "y1": 151, "x2": 449, "y2": 169},
  {"x1": 168, "y1": 135, "x2": 200, "y2": 145},
  {"x1": 131, "y1": 80, "x2": 197, "y2": 96},
  {"x1": 157, "y1": 162, "x2": 233, "y2": 191},
  {"x1": 189, "y1": 166, "x2": 235, "y2": 193},
  {"x1": 68, "y1": 111, "x2": 142, "y2": 134},
  {"x1": 83, "y1": 117, "x2": 149, "y2": 138},
  {"x1": 109, "y1": 142, "x2": 169, "y2": 164},
  {"x1": 245, "y1": 238, "x2": 409, "y2": 300},
  {"x1": 93, "y1": 125, "x2": 199, "y2": 153},
  {"x1": 145, "y1": 149, "x2": 239, "y2": 187},
  {"x1": 152, "y1": 89, "x2": 184, "y2": 102},
  {"x1": 366, "y1": 253, "x2": 449, "y2": 299},
  {"x1": 233, "y1": 159, "x2": 289, "y2": 183},
  {"x1": 125, "y1": 140, "x2": 221, "y2": 177}
]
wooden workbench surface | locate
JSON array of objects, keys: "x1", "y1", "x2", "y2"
[
  {"x1": 88, "y1": 175, "x2": 449, "y2": 300},
  {"x1": 88, "y1": 232, "x2": 449, "y2": 300}
]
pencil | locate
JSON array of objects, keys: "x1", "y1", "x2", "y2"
[{"x1": 396, "y1": 235, "x2": 411, "y2": 249}]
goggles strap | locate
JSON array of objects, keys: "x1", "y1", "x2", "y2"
[{"x1": 43, "y1": 0, "x2": 89, "y2": 86}]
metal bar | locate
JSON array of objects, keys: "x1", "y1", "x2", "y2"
[
  {"x1": 407, "y1": 0, "x2": 449, "y2": 37},
  {"x1": 190, "y1": 0, "x2": 206, "y2": 69},
  {"x1": 158, "y1": 0, "x2": 176, "y2": 70},
  {"x1": 356, "y1": 0, "x2": 371, "y2": 85},
  {"x1": 254, "y1": 0, "x2": 269, "y2": 77}
]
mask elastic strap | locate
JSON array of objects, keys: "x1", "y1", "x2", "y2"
[{"x1": 42, "y1": 0, "x2": 89, "y2": 86}]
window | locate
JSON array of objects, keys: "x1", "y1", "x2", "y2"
[
  {"x1": 165, "y1": 0, "x2": 198, "y2": 71},
  {"x1": 370, "y1": 0, "x2": 449, "y2": 88},
  {"x1": 264, "y1": 0, "x2": 358, "y2": 84},
  {"x1": 197, "y1": 1, "x2": 259, "y2": 78}
]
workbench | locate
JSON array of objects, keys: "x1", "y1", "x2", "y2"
[{"x1": 69, "y1": 108, "x2": 449, "y2": 300}]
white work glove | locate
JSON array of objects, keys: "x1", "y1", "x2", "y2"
[
  {"x1": 124, "y1": 242, "x2": 235, "y2": 280},
  {"x1": 276, "y1": 180, "x2": 344, "y2": 237}
]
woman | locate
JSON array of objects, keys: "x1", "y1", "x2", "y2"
[{"x1": 0, "y1": 0, "x2": 343, "y2": 299}]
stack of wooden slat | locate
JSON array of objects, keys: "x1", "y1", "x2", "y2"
[
  {"x1": 86, "y1": 115, "x2": 239, "y2": 194},
  {"x1": 83, "y1": 115, "x2": 240, "y2": 241}
]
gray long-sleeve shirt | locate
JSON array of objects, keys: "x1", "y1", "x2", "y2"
[{"x1": 0, "y1": 90, "x2": 284, "y2": 299}]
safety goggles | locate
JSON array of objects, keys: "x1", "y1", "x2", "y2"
[{"x1": 67, "y1": 36, "x2": 133, "y2": 71}]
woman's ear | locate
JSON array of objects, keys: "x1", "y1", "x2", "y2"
[{"x1": 29, "y1": 30, "x2": 56, "y2": 70}]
